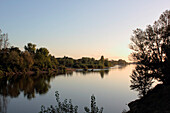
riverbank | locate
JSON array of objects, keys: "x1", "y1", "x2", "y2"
[
  {"x1": 127, "y1": 84, "x2": 170, "y2": 113},
  {"x1": 0, "y1": 64, "x2": 128, "y2": 78},
  {"x1": 0, "y1": 69, "x2": 65, "y2": 77}
]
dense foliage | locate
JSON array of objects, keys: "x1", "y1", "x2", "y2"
[
  {"x1": 0, "y1": 42, "x2": 62, "y2": 75},
  {"x1": 0, "y1": 31, "x2": 127, "y2": 75},
  {"x1": 0, "y1": 74, "x2": 53, "y2": 99},
  {"x1": 129, "y1": 10, "x2": 170, "y2": 97}
]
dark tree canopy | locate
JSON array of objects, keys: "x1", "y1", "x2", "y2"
[
  {"x1": 36, "y1": 47, "x2": 49, "y2": 57},
  {"x1": 24, "y1": 43, "x2": 36, "y2": 54},
  {"x1": 130, "y1": 65, "x2": 153, "y2": 97},
  {"x1": 130, "y1": 10, "x2": 170, "y2": 85}
]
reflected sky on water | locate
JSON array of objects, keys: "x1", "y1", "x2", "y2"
[{"x1": 0, "y1": 65, "x2": 137, "y2": 113}]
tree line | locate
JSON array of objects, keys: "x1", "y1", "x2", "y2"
[
  {"x1": 0, "y1": 32, "x2": 127, "y2": 76},
  {"x1": 0, "y1": 41, "x2": 62, "y2": 75},
  {"x1": 57, "y1": 56, "x2": 127, "y2": 70}
]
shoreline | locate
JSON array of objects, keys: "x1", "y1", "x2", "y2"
[{"x1": 0, "y1": 64, "x2": 128, "y2": 77}]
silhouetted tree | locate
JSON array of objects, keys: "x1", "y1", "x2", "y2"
[
  {"x1": 40, "y1": 92, "x2": 103, "y2": 113},
  {"x1": 129, "y1": 10, "x2": 170, "y2": 85},
  {"x1": 100, "y1": 56, "x2": 104, "y2": 66},
  {"x1": 130, "y1": 65, "x2": 153, "y2": 97},
  {"x1": 84, "y1": 95, "x2": 103, "y2": 113},
  {"x1": 40, "y1": 91, "x2": 78, "y2": 113}
]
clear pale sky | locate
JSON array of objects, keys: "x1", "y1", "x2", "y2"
[{"x1": 0, "y1": 0, "x2": 169, "y2": 61}]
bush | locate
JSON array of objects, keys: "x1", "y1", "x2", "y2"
[{"x1": 40, "y1": 91, "x2": 103, "y2": 113}]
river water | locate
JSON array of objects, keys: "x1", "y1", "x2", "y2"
[{"x1": 0, "y1": 65, "x2": 137, "y2": 113}]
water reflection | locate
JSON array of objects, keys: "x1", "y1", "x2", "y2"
[
  {"x1": 0, "y1": 65, "x2": 128, "y2": 99},
  {"x1": 75, "y1": 70, "x2": 109, "y2": 78},
  {"x1": 0, "y1": 96, "x2": 8, "y2": 113},
  {"x1": 0, "y1": 64, "x2": 130, "y2": 113},
  {"x1": 0, "y1": 70, "x2": 109, "y2": 99},
  {"x1": 109, "y1": 65, "x2": 127, "y2": 70},
  {"x1": 75, "y1": 65, "x2": 127, "y2": 78},
  {"x1": 0, "y1": 74, "x2": 55, "y2": 99}
]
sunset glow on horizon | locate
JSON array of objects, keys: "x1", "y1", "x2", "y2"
[{"x1": 0, "y1": 0, "x2": 169, "y2": 61}]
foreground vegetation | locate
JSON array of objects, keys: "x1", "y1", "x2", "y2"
[{"x1": 40, "y1": 91, "x2": 103, "y2": 113}]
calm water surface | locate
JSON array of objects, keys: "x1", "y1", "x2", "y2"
[{"x1": 0, "y1": 65, "x2": 137, "y2": 113}]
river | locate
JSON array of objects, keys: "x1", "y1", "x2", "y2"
[{"x1": 0, "y1": 64, "x2": 137, "y2": 113}]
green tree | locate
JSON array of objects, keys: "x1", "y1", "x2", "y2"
[
  {"x1": 10, "y1": 46, "x2": 21, "y2": 54},
  {"x1": 104, "y1": 59, "x2": 110, "y2": 67},
  {"x1": 34, "y1": 47, "x2": 52, "y2": 70},
  {"x1": 36, "y1": 47, "x2": 49, "y2": 57},
  {"x1": 22, "y1": 51, "x2": 34, "y2": 71},
  {"x1": 7, "y1": 51, "x2": 23, "y2": 72},
  {"x1": 24, "y1": 43, "x2": 36, "y2": 54},
  {"x1": 100, "y1": 56, "x2": 104, "y2": 63}
]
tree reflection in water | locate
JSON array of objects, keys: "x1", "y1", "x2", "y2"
[
  {"x1": 0, "y1": 65, "x2": 127, "y2": 113},
  {"x1": 0, "y1": 96, "x2": 8, "y2": 113},
  {"x1": 75, "y1": 65, "x2": 127, "y2": 78},
  {"x1": 0, "y1": 72, "x2": 70, "y2": 113},
  {"x1": 0, "y1": 74, "x2": 55, "y2": 99},
  {"x1": 75, "y1": 70, "x2": 109, "y2": 79},
  {"x1": 0, "y1": 68, "x2": 117, "y2": 100}
]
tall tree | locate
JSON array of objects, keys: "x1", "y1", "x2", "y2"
[
  {"x1": 129, "y1": 10, "x2": 170, "y2": 85},
  {"x1": 0, "y1": 29, "x2": 3, "y2": 50},
  {"x1": 100, "y1": 56, "x2": 104, "y2": 66},
  {"x1": 0, "y1": 29, "x2": 9, "y2": 50}
]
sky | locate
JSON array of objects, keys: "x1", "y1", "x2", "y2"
[{"x1": 0, "y1": 0, "x2": 169, "y2": 61}]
